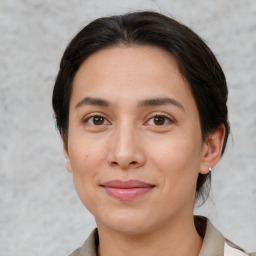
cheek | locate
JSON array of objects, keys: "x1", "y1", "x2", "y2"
[
  {"x1": 150, "y1": 136, "x2": 200, "y2": 165},
  {"x1": 67, "y1": 138, "x2": 96, "y2": 182},
  {"x1": 148, "y1": 135, "x2": 202, "y2": 186},
  {"x1": 68, "y1": 144, "x2": 102, "y2": 211},
  {"x1": 70, "y1": 149, "x2": 99, "y2": 178},
  {"x1": 67, "y1": 135, "x2": 110, "y2": 190},
  {"x1": 153, "y1": 142, "x2": 201, "y2": 209},
  {"x1": 68, "y1": 134, "x2": 105, "y2": 166}
]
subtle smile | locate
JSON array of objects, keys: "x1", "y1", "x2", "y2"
[{"x1": 101, "y1": 179, "x2": 155, "y2": 200}]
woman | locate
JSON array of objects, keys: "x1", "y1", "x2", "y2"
[{"x1": 52, "y1": 11, "x2": 255, "y2": 256}]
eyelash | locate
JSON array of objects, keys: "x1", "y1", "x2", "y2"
[
  {"x1": 145, "y1": 112, "x2": 174, "y2": 126},
  {"x1": 83, "y1": 113, "x2": 111, "y2": 126}
]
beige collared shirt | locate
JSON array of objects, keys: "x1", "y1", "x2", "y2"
[{"x1": 69, "y1": 216, "x2": 254, "y2": 256}]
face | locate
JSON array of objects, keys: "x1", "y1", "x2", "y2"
[{"x1": 65, "y1": 46, "x2": 211, "y2": 235}]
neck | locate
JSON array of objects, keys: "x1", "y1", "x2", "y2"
[{"x1": 97, "y1": 215, "x2": 202, "y2": 256}]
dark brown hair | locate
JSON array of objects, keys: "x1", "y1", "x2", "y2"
[{"x1": 52, "y1": 11, "x2": 230, "y2": 203}]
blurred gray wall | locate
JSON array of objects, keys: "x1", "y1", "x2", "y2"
[{"x1": 0, "y1": 1, "x2": 255, "y2": 255}]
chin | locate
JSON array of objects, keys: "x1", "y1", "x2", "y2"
[
  {"x1": 95, "y1": 208, "x2": 156, "y2": 235},
  {"x1": 108, "y1": 221, "x2": 152, "y2": 235}
]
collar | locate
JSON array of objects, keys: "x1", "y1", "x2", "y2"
[
  {"x1": 71, "y1": 216, "x2": 225, "y2": 256},
  {"x1": 196, "y1": 216, "x2": 225, "y2": 256}
]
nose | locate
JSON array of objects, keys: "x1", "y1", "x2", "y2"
[{"x1": 107, "y1": 124, "x2": 146, "y2": 170}]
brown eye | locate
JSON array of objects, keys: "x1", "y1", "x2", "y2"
[
  {"x1": 92, "y1": 116, "x2": 105, "y2": 125},
  {"x1": 146, "y1": 114, "x2": 173, "y2": 126},
  {"x1": 84, "y1": 115, "x2": 109, "y2": 126},
  {"x1": 153, "y1": 116, "x2": 166, "y2": 125}
]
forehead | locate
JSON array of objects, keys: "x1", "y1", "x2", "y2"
[
  {"x1": 71, "y1": 45, "x2": 195, "y2": 110},
  {"x1": 75, "y1": 45, "x2": 181, "y2": 80}
]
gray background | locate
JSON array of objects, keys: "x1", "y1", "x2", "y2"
[{"x1": 0, "y1": 0, "x2": 255, "y2": 255}]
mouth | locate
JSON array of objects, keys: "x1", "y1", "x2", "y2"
[{"x1": 101, "y1": 179, "x2": 155, "y2": 201}]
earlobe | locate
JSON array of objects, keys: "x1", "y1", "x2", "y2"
[
  {"x1": 199, "y1": 125, "x2": 225, "y2": 174},
  {"x1": 64, "y1": 144, "x2": 73, "y2": 173}
]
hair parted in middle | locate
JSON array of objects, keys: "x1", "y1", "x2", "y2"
[{"x1": 52, "y1": 11, "x2": 230, "y2": 204}]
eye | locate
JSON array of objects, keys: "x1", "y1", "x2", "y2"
[
  {"x1": 84, "y1": 115, "x2": 110, "y2": 126},
  {"x1": 147, "y1": 114, "x2": 173, "y2": 126}
]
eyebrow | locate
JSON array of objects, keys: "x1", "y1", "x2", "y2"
[
  {"x1": 138, "y1": 97, "x2": 184, "y2": 111},
  {"x1": 75, "y1": 96, "x2": 184, "y2": 111},
  {"x1": 75, "y1": 97, "x2": 111, "y2": 108}
]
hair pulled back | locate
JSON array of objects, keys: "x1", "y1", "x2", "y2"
[{"x1": 52, "y1": 11, "x2": 230, "y2": 204}]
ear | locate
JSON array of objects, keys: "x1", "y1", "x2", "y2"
[
  {"x1": 199, "y1": 125, "x2": 226, "y2": 174},
  {"x1": 64, "y1": 143, "x2": 73, "y2": 173}
]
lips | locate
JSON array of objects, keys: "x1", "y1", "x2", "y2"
[{"x1": 101, "y1": 179, "x2": 155, "y2": 200}]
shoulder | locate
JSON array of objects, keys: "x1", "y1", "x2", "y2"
[
  {"x1": 195, "y1": 216, "x2": 253, "y2": 256},
  {"x1": 225, "y1": 241, "x2": 249, "y2": 256},
  {"x1": 225, "y1": 240, "x2": 256, "y2": 256},
  {"x1": 69, "y1": 247, "x2": 83, "y2": 256},
  {"x1": 68, "y1": 229, "x2": 98, "y2": 256}
]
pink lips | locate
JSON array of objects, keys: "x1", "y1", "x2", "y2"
[{"x1": 101, "y1": 179, "x2": 154, "y2": 200}]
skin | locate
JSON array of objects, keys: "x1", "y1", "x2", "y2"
[{"x1": 64, "y1": 46, "x2": 225, "y2": 256}]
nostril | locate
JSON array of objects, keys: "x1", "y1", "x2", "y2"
[{"x1": 130, "y1": 161, "x2": 137, "y2": 165}]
